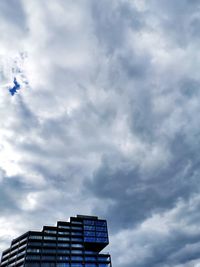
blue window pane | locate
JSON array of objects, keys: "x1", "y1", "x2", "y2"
[
  {"x1": 85, "y1": 264, "x2": 96, "y2": 267},
  {"x1": 44, "y1": 230, "x2": 57, "y2": 234},
  {"x1": 58, "y1": 231, "x2": 70, "y2": 235},
  {"x1": 71, "y1": 264, "x2": 83, "y2": 267},
  {"x1": 27, "y1": 248, "x2": 40, "y2": 253},
  {"x1": 98, "y1": 257, "x2": 110, "y2": 262},
  {"x1": 44, "y1": 236, "x2": 56, "y2": 240},
  {"x1": 84, "y1": 226, "x2": 95, "y2": 231},
  {"x1": 85, "y1": 251, "x2": 97, "y2": 255},
  {"x1": 41, "y1": 264, "x2": 55, "y2": 267},
  {"x1": 58, "y1": 225, "x2": 70, "y2": 229},
  {"x1": 71, "y1": 221, "x2": 82, "y2": 225},
  {"x1": 83, "y1": 220, "x2": 95, "y2": 225},
  {"x1": 29, "y1": 236, "x2": 42, "y2": 240},
  {"x1": 42, "y1": 255, "x2": 55, "y2": 260},
  {"x1": 56, "y1": 264, "x2": 70, "y2": 267},
  {"x1": 71, "y1": 226, "x2": 82, "y2": 230},
  {"x1": 71, "y1": 244, "x2": 83, "y2": 248},
  {"x1": 25, "y1": 264, "x2": 40, "y2": 267},
  {"x1": 57, "y1": 256, "x2": 69, "y2": 260},
  {"x1": 71, "y1": 250, "x2": 83, "y2": 254},
  {"x1": 58, "y1": 237, "x2": 70, "y2": 241},
  {"x1": 96, "y1": 238, "x2": 108, "y2": 243},
  {"x1": 95, "y1": 221, "x2": 106, "y2": 226},
  {"x1": 57, "y1": 249, "x2": 70, "y2": 254},
  {"x1": 71, "y1": 256, "x2": 83, "y2": 261},
  {"x1": 96, "y1": 232, "x2": 107, "y2": 237},
  {"x1": 42, "y1": 248, "x2": 56, "y2": 253},
  {"x1": 71, "y1": 232, "x2": 82, "y2": 236},
  {"x1": 71, "y1": 238, "x2": 83, "y2": 242},
  {"x1": 85, "y1": 257, "x2": 96, "y2": 261},
  {"x1": 84, "y1": 231, "x2": 95, "y2": 237},
  {"x1": 43, "y1": 242, "x2": 57, "y2": 247},
  {"x1": 57, "y1": 243, "x2": 69, "y2": 247},
  {"x1": 26, "y1": 255, "x2": 40, "y2": 260},
  {"x1": 96, "y1": 227, "x2": 107, "y2": 232},
  {"x1": 28, "y1": 241, "x2": 42, "y2": 246}
]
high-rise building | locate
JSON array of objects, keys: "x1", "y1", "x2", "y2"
[{"x1": 0, "y1": 215, "x2": 112, "y2": 267}]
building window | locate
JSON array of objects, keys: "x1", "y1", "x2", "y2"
[
  {"x1": 84, "y1": 231, "x2": 95, "y2": 237},
  {"x1": 96, "y1": 232, "x2": 107, "y2": 237},
  {"x1": 98, "y1": 257, "x2": 110, "y2": 262},
  {"x1": 57, "y1": 249, "x2": 70, "y2": 254},
  {"x1": 26, "y1": 255, "x2": 40, "y2": 260},
  {"x1": 85, "y1": 264, "x2": 96, "y2": 267},
  {"x1": 25, "y1": 263, "x2": 40, "y2": 267},
  {"x1": 71, "y1": 250, "x2": 83, "y2": 254},
  {"x1": 71, "y1": 244, "x2": 83, "y2": 248},
  {"x1": 96, "y1": 227, "x2": 107, "y2": 232},
  {"x1": 58, "y1": 237, "x2": 70, "y2": 241},
  {"x1": 95, "y1": 221, "x2": 106, "y2": 226},
  {"x1": 71, "y1": 221, "x2": 82, "y2": 225},
  {"x1": 29, "y1": 236, "x2": 42, "y2": 240},
  {"x1": 56, "y1": 264, "x2": 70, "y2": 267},
  {"x1": 85, "y1": 257, "x2": 96, "y2": 261},
  {"x1": 58, "y1": 225, "x2": 70, "y2": 229},
  {"x1": 83, "y1": 220, "x2": 95, "y2": 225},
  {"x1": 42, "y1": 248, "x2": 56, "y2": 253},
  {"x1": 57, "y1": 256, "x2": 69, "y2": 260},
  {"x1": 71, "y1": 238, "x2": 83, "y2": 242},
  {"x1": 42, "y1": 255, "x2": 55, "y2": 260},
  {"x1": 57, "y1": 243, "x2": 69, "y2": 247},
  {"x1": 85, "y1": 251, "x2": 96, "y2": 255},
  {"x1": 44, "y1": 230, "x2": 57, "y2": 234},
  {"x1": 71, "y1": 232, "x2": 82, "y2": 236},
  {"x1": 41, "y1": 263, "x2": 55, "y2": 267},
  {"x1": 43, "y1": 242, "x2": 57, "y2": 247},
  {"x1": 71, "y1": 256, "x2": 83, "y2": 261},
  {"x1": 44, "y1": 236, "x2": 57, "y2": 240},
  {"x1": 84, "y1": 226, "x2": 95, "y2": 231},
  {"x1": 71, "y1": 226, "x2": 82, "y2": 230},
  {"x1": 58, "y1": 231, "x2": 69, "y2": 235},
  {"x1": 27, "y1": 248, "x2": 40, "y2": 253}
]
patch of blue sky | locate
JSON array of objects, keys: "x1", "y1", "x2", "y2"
[{"x1": 9, "y1": 77, "x2": 20, "y2": 96}]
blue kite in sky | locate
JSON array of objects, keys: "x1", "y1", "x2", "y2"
[{"x1": 9, "y1": 77, "x2": 20, "y2": 96}]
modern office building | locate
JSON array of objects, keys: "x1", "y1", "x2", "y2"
[{"x1": 0, "y1": 215, "x2": 112, "y2": 267}]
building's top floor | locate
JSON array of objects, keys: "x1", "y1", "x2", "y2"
[{"x1": 1, "y1": 215, "x2": 109, "y2": 259}]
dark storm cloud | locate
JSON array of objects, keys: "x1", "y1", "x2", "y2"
[
  {"x1": 85, "y1": 78, "x2": 200, "y2": 265},
  {"x1": 0, "y1": 0, "x2": 28, "y2": 48},
  {"x1": 83, "y1": 1, "x2": 200, "y2": 265},
  {"x1": 148, "y1": 0, "x2": 200, "y2": 47},
  {"x1": 0, "y1": 172, "x2": 39, "y2": 215},
  {"x1": 104, "y1": 192, "x2": 200, "y2": 267},
  {"x1": 86, "y1": 135, "x2": 200, "y2": 230},
  {"x1": 90, "y1": 0, "x2": 144, "y2": 54},
  {"x1": 0, "y1": 0, "x2": 27, "y2": 30}
]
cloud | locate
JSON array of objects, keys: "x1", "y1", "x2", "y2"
[
  {"x1": 0, "y1": 1, "x2": 200, "y2": 267},
  {"x1": 110, "y1": 195, "x2": 200, "y2": 267}
]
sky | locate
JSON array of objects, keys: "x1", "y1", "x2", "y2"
[{"x1": 0, "y1": 0, "x2": 200, "y2": 266}]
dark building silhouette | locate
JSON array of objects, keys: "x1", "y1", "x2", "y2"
[{"x1": 0, "y1": 215, "x2": 112, "y2": 267}]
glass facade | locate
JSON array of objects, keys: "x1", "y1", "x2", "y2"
[{"x1": 0, "y1": 215, "x2": 112, "y2": 267}]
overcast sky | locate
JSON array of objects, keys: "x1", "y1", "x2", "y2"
[{"x1": 1, "y1": 0, "x2": 200, "y2": 266}]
